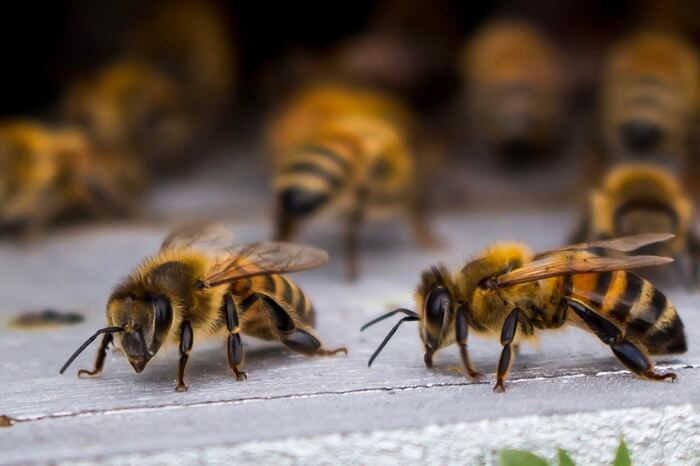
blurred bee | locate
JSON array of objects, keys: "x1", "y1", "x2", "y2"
[
  {"x1": 63, "y1": 61, "x2": 194, "y2": 170},
  {"x1": 600, "y1": 32, "x2": 700, "y2": 169},
  {"x1": 571, "y1": 163, "x2": 700, "y2": 285},
  {"x1": 461, "y1": 20, "x2": 566, "y2": 169},
  {"x1": 268, "y1": 84, "x2": 441, "y2": 280},
  {"x1": 60, "y1": 222, "x2": 346, "y2": 392},
  {"x1": 362, "y1": 234, "x2": 686, "y2": 392},
  {"x1": 125, "y1": 0, "x2": 235, "y2": 125},
  {"x1": 0, "y1": 120, "x2": 141, "y2": 234}
]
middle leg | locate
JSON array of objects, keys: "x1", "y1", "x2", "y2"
[{"x1": 223, "y1": 294, "x2": 247, "y2": 381}]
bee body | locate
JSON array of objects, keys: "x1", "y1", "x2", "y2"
[
  {"x1": 270, "y1": 85, "x2": 437, "y2": 279},
  {"x1": 461, "y1": 20, "x2": 565, "y2": 168},
  {"x1": 63, "y1": 61, "x2": 194, "y2": 170},
  {"x1": 63, "y1": 223, "x2": 345, "y2": 391},
  {"x1": 365, "y1": 235, "x2": 685, "y2": 392},
  {"x1": 572, "y1": 163, "x2": 700, "y2": 285},
  {"x1": 0, "y1": 120, "x2": 141, "y2": 234},
  {"x1": 601, "y1": 33, "x2": 700, "y2": 166}
]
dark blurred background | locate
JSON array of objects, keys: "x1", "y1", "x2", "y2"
[{"x1": 0, "y1": 0, "x2": 671, "y2": 117}]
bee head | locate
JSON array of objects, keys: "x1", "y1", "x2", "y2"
[
  {"x1": 361, "y1": 264, "x2": 457, "y2": 369},
  {"x1": 415, "y1": 265, "x2": 457, "y2": 367},
  {"x1": 108, "y1": 293, "x2": 173, "y2": 373}
]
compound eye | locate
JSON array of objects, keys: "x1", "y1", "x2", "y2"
[{"x1": 425, "y1": 287, "x2": 450, "y2": 326}]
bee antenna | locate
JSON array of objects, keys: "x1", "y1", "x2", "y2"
[
  {"x1": 360, "y1": 308, "x2": 418, "y2": 332},
  {"x1": 59, "y1": 326, "x2": 123, "y2": 374},
  {"x1": 366, "y1": 315, "x2": 419, "y2": 367}
]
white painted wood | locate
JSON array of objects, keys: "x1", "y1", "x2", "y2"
[{"x1": 1, "y1": 181, "x2": 698, "y2": 465}]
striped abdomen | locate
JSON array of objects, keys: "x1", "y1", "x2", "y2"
[
  {"x1": 234, "y1": 274, "x2": 316, "y2": 341},
  {"x1": 565, "y1": 272, "x2": 686, "y2": 355},
  {"x1": 610, "y1": 74, "x2": 685, "y2": 156},
  {"x1": 275, "y1": 138, "x2": 356, "y2": 218}
]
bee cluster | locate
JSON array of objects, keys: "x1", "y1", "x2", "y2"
[{"x1": 0, "y1": 1, "x2": 697, "y2": 393}]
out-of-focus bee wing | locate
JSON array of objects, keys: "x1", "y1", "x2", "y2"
[
  {"x1": 533, "y1": 233, "x2": 675, "y2": 259},
  {"x1": 202, "y1": 242, "x2": 329, "y2": 287},
  {"x1": 497, "y1": 254, "x2": 674, "y2": 287},
  {"x1": 161, "y1": 221, "x2": 234, "y2": 253}
]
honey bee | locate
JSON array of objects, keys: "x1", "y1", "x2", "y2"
[
  {"x1": 362, "y1": 234, "x2": 686, "y2": 392},
  {"x1": 63, "y1": 60, "x2": 194, "y2": 170},
  {"x1": 0, "y1": 120, "x2": 142, "y2": 234},
  {"x1": 59, "y1": 222, "x2": 347, "y2": 392},
  {"x1": 268, "y1": 84, "x2": 441, "y2": 280},
  {"x1": 461, "y1": 20, "x2": 566, "y2": 169},
  {"x1": 125, "y1": 0, "x2": 235, "y2": 124},
  {"x1": 601, "y1": 32, "x2": 700, "y2": 168},
  {"x1": 571, "y1": 163, "x2": 700, "y2": 285}
]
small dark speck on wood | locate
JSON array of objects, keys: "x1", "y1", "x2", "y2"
[{"x1": 9, "y1": 309, "x2": 84, "y2": 330}]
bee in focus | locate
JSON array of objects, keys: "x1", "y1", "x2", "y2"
[
  {"x1": 63, "y1": 61, "x2": 194, "y2": 171},
  {"x1": 267, "y1": 84, "x2": 441, "y2": 280},
  {"x1": 461, "y1": 20, "x2": 566, "y2": 169},
  {"x1": 125, "y1": 0, "x2": 235, "y2": 125},
  {"x1": 600, "y1": 32, "x2": 699, "y2": 169},
  {"x1": 60, "y1": 222, "x2": 347, "y2": 392},
  {"x1": 571, "y1": 163, "x2": 700, "y2": 286},
  {"x1": 0, "y1": 120, "x2": 142, "y2": 234},
  {"x1": 362, "y1": 234, "x2": 686, "y2": 392}
]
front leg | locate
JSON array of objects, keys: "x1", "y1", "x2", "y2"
[
  {"x1": 223, "y1": 295, "x2": 247, "y2": 381},
  {"x1": 77, "y1": 333, "x2": 113, "y2": 377},
  {"x1": 455, "y1": 305, "x2": 481, "y2": 380},
  {"x1": 176, "y1": 321, "x2": 193, "y2": 392},
  {"x1": 494, "y1": 308, "x2": 521, "y2": 393}
]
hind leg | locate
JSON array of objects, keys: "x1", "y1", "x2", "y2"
[
  {"x1": 258, "y1": 294, "x2": 347, "y2": 357},
  {"x1": 566, "y1": 299, "x2": 676, "y2": 381}
]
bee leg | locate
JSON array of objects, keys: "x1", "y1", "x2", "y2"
[
  {"x1": 686, "y1": 232, "x2": 700, "y2": 288},
  {"x1": 283, "y1": 326, "x2": 347, "y2": 356},
  {"x1": 176, "y1": 321, "x2": 193, "y2": 392},
  {"x1": 566, "y1": 299, "x2": 677, "y2": 381},
  {"x1": 223, "y1": 295, "x2": 247, "y2": 381},
  {"x1": 455, "y1": 305, "x2": 481, "y2": 380},
  {"x1": 274, "y1": 212, "x2": 296, "y2": 242},
  {"x1": 494, "y1": 308, "x2": 521, "y2": 393},
  {"x1": 409, "y1": 197, "x2": 443, "y2": 249},
  {"x1": 258, "y1": 294, "x2": 347, "y2": 356},
  {"x1": 78, "y1": 333, "x2": 113, "y2": 377},
  {"x1": 344, "y1": 187, "x2": 369, "y2": 281}
]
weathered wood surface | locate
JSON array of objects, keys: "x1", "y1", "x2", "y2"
[{"x1": 1, "y1": 180, "x2": 699, "y2": 465}]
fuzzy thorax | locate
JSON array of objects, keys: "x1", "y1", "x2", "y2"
[{"x1": 107, "y1": 248, "x2": 228, "y2": 347}]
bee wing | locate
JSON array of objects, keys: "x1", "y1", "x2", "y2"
[
  {"x1": 496, "y1": 253, "x2": 674, "y2": 288},
  {"x1": 533, "y1": 233, "x2": 675, "y2": 259},
  {"x1": 203, "y1": 241, "x2": 329, "y2": 287},
  {"x1": 161, "y1": 221, "x2": 234, "y2": 253}
]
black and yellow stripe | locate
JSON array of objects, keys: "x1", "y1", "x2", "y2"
[
  {"x1": 567, "y1": 271, "x2": 686, "y2": 355},
  {"x1": 236, "y1": 273, "x2": 315, "y2": 331},
  {"x1": 275, "y1": 138, "x2": 357, "y2": 215}
]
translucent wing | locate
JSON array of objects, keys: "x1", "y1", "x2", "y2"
[
  {"x1": 533, "y1": 233, "x2": 674, "y2": 259},
  {"x1": 161, "y1": 221, "x2": 234, "y2": 253},
  {"x1": 496, "y1": 253, "x2": 674, "y2": 288},
  {"x1": 202, "y1": 241, "x2": 328, "y2": 287}
]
